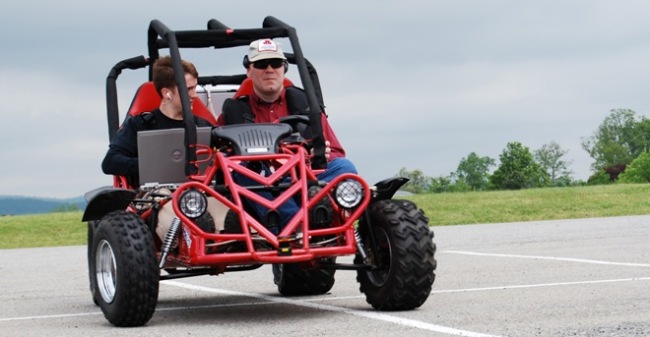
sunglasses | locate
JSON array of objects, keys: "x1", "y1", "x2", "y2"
[{"x1": 252, "y1": 58, "x2": 285, "y2": 69}]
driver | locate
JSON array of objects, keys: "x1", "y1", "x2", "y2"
[{"x1": 215, "y1": 39, "x2": 357, "y2": 232}]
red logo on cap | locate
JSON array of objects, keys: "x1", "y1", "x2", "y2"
[{"x1": 258, "y1": 39, "x2": 277, "y2": 52}]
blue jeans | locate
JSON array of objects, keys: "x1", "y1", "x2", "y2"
[{"x1": 236, "y1": 158, "x2": 357, "y2": 233}]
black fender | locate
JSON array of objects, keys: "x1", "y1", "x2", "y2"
[
  {"x1": 81, "y1": 186, "x2": 136, "y2": 222},
  {"x1": 371, "y1": 177, "x2": 409, "y2": 202}
]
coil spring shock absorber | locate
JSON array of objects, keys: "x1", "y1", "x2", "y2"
[
  {"x1": 159, "y1": 217, "x2": 181, "y2": 268},
  {"x1": 354, "y1": 228, "x2": 370, "y2": 265}
]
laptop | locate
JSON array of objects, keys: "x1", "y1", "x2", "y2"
[{"x1": 137, "y1": 127, "x2": 212, "y2": 185}]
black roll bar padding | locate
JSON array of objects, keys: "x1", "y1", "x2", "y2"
[
  {"x1": 148, "y1": 19, "x2": 198, "y2": 176},
  {"x1": 207, "y1": 19, "x2": 229, "y2": 30},
  {"x1": 147, "y1": 21, "x2": 163, "y2": 80},
  {"x1": 152, "y1": 28, "x2": 290, "y2": 50},
  {"x1": 263, "y1": 16, "x2": 327, "y2": 169},
  {"x1": 284, "y1": 53, "x2": 324, "y2": 107},
  {"x1": 106, "y1": 55, "x2": 149, "y2": 141}
]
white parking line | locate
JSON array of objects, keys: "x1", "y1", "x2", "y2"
[
  {"x1": 442, "y1": 250, "x2": 650, "y2": 267},
  {"x1": 163, "y1": 280, "x2": 504, "y2": 337},
  {"x1": 4, "y1": 276, "x2": 648, "y2": 334},
  {"x1": 430, "y1": 277, "x2": 650, "y2": 294},
  {"x1": 0, "y1": 312, "x2": 101, "y2": 322}
]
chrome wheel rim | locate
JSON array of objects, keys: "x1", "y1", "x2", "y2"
[{"x1": 95, "y1": 240, "x2": 117, "y2": 303}]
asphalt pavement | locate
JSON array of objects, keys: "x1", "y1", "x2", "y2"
[{"x1": 1, "y1": 215, "x2": 649, "y2": 336}]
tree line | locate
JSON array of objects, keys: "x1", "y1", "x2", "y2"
[{"x1": 398, "y1": 108, "x2": 650, "y2": 193}]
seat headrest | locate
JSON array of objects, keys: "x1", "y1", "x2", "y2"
[
  {"x1": 233, "y1": 78, "x2": 295, "y2": 98},
  {"x1": 126, "y1": 82, "x2": 217, "y2": 125}
]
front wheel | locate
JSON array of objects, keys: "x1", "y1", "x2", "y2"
[
  {"x1": 92, "y1": 210, "x2": 159, "y2": 327},
  {"x1": 355, "y1": 199, "x2": 436, "y2": 310}
]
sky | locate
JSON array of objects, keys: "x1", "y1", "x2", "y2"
[{"x1": 2, "y1": 1, "x2": 650, "y2": 199}]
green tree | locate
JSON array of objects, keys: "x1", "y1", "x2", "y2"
[
  {"x1": 397, "y1": 167, "x2": 429, "y2": 193},
  {"x1": 490, "y1": 142, "x2": 548, "y2": 190},
  {"x1": 581, "y1": 109, "x2": 650, "y2": 171},
  {"x1": 587, "y1": 169, "x2": 612, "y2": 185},
  {"x1": 454, "y1": 152, "x2": 495, "y2": 190},
  {"x1": 534, "y1": 141, "x2": 573, "y2": 186},
  {"x1": 618, "y1": 152, "x2": 650, "y2": 183},
  {"x1": 429, "y1": 176, "x2": 455, "y2": 193}
]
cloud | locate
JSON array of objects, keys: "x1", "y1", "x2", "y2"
[
  {"x1": 2, "y1": 0, "x2": 650, "y2": 197},
  {"x1": 0, "y1": 69, "x2": 108, "y2": 197}
]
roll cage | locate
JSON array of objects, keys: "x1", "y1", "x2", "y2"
[{"x1": 105, "y1": 16, "x2": 328, "y2": 178}]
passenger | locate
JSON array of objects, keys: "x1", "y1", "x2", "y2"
[
  {"x1": 102, "y1": 56, "x2": 213, "y2": 185},
  {"x1": 101, "y1": 56, "x2": 228, "y2": 239},
  {"x1": 216, "y1": 39, "x2": 357, "y2": 232}
]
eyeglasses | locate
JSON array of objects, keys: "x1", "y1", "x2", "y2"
[{"x1": 252, "y1": 58, "x2": 285, "y2": 70}]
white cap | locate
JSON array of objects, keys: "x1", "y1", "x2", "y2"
[{"x1": 248, "y1": 39, "x2": 286, "y2": 63}]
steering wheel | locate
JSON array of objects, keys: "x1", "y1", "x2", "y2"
[
  {"x1": 278, "y1": 115, "x2": 311, "y2": 146},
  {"x1": 278, "y1": 115, "x2": 310, "y2": 133}
]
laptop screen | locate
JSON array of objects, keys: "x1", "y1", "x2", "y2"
[{"x1": 137, "y1": 127, "x2": 212, "y2": 185}]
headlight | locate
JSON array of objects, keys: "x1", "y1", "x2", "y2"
[
  {"x1": 334, "y1": 179, "x2": 364, "y2": 209},
  {"x1": 178, "y1": 189, "x2": 207, "y2": 218}
]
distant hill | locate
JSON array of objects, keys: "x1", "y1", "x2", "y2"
[{"x1": 0, "y1": 196, "x2": 86, "y2": 215}]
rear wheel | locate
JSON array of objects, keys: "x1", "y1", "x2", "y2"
[
  {"x1": 356, "y1": 199, "x2": 436, "y2": 310},
  {"x1": 273, "y1": 258, "x2": 336, "y2": 296},
  {"x1": 92, "y1": 210, "x2": 159, "y2": 327}
]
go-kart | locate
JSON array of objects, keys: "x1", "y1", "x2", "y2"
[{"x1": 82, "y1": 16, "x2": 436, "y2": 327}]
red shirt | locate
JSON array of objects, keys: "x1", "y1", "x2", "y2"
[{"x1": 216, "y1": 90, "x2": 346, "y2": 160}]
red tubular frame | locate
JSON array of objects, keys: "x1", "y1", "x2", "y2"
[{"x1": 163, "y1": 144, "x2": 371, "y2": 267}]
